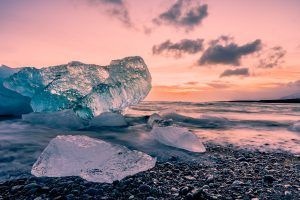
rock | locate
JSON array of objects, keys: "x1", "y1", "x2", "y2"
[
  {"x1": 24, "y1": 183, "x2": 39, "y2": 190},
  {"x1": 50, "y1": 188, "x2": 59, "y2": 196},
  {"x1": 184, "y1": 176, "x2": 196, "y2": 181},
  {"x1": 139, "y1": 184, "x2": 151, "y2": 193},
  {"x1": 231, "y1": 180, "x2": 244, "y2": 188},
  {"x1": 128, "y1": 195, "x2": 134, "y2": 199},
  {"x1": 179, "y1": 186, "x2": 190, "y2": 195},
  {"x1": 146, "y1": 197, "x2": 156, "y2": 200},
  {"x1": 237, "y1": 156, "x2": 247, "y2": 162},
  {"x1": 31, "y1": 135, "x2": 156, "y2": 183},
  {"x1": 66, "y1": 194, "x2": 75, "y2": 200},
  {"x1": 11, "y1": 185, "x2": 23, "y2": 192},
  {"x1": 191, "y1": 188, "x2": 210, "y2": 200},
  {"x1": 4, "y1": 57, "x2": 152, "y2": 119},
  {"x1": 85, "y1": 188, "x2": 98, "y2": 195},
  {"x1": 284, "y1": 191, "x2": 292, "y2": 199},
  {"x1": 206, "y1": 175, "x2": 215, "y2": 183},
  {"x1": 171, "y1": 187, "x2": 178, "y2": 192},
  {"x1": 263, "y1": 175, "x2": 276, "y2": 184}
]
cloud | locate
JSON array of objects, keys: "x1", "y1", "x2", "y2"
[
  {"x1": 257, "y1": 46, "x2": 286, "y2": 68},
  {"x1": 153, "y1": 0, "x2": 208, "y2": 31},
  {"x1": 220, "y1": 68, "x2": 250, "y2": 78},
  {"x1": 152, "y1": 39, "x2": 204, "y2": 57},
  {"x1": 88, "y1": 0, "x2": 131, "y2": 26},
  {"x1": 199, "y1": 38, "x2": 262, "y2": 66},
  {"x1": 287, "y1": 80, "x2": 300, "y2": 88},
  {"x1": 184, "y1": 81, "x2": 198, "y2": 85},
  {"x1": 207, "y1": 82, "x2": 233, "y2": 89}
]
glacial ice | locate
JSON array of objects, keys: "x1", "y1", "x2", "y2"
[
  {"x1": 31, "y1": 135, "x2": 156, "y2": 183},
  {"x1": 147, "y1": 113, "x2": 172, "y2": 127},
  {"x1": 22, "y1": 110, "x2": 85, "y2": 130},
  {"x1": 291, "y1": 121, "x2": 300, "y2": 133},
  {"x1": 0, "y1": 65, "x2": 19, "y2": 79},
  {"x1": 147, "y1": 113, "x2": 164, "y2": 127},
  {"x1": 0, "y1": 65, "x2": 32, "y2": 116},
  {"x1": 4, "y1": 57, "x2": 152, "y2": 119},
  {"x1": 89, "y1": 112, "x2": 128, "y2": 127},
  {"x1": 150, "y1": 125, "x2": 206, "y2": 153}
]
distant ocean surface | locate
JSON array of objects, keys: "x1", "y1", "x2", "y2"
[{"x1": 0, "y1": 101, "x2": 299, "y2": 182}]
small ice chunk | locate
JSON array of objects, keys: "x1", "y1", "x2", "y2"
[
  {"x1": 291, "y1": 121, "x2": 300, "y2": 133},
  {"x1": 147, "y1": 113, "x2": 173, "y2": 127},
  {"x1": 147, "y1": 113, "x2": 163, "y2": 127},
  {"x1": 22, "y1": 110, "x2": 85, "y2": 130},
  {"x1": 150, "y1": 126, "x2": 206, "y2": 153},
  {"x1": 31, "y1": 135, "x2": 156, "y2": 183},
  {"x1": 89, "y1": 112, "x2": 128, "y2": 127}
]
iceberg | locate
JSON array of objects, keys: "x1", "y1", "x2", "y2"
[
  {"x1": 31, "y1": 135, "x2": 156, "y2": 183},
  {"x1": 22, "y1": 110, "x2": 85, "y2": 130},
  {"x1": 150, "y1": 125, "x2": 206, "y2": 153},
  {"x1": 89, "y1": 112, "x2": 128, "y2": 127},
  {"x1": 4, "y1": 57, "x2": 151, "y2": 119},
  {"x1": 0, "y1": 65, "x2": 32, "y2": 116},
  {"x1": 0, "y1": 65, "x2": 19, "y2": 80}
]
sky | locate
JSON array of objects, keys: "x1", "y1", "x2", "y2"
[{"x1": 0, "y1": 0, "x2": 300, "y2": 101}]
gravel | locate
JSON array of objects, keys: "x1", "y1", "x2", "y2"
[{"x1": 0, "y1": 143, "x2": 299, "y2": 200}]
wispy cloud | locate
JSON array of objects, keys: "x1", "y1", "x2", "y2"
[
  {"x1": 220, "y1": 68, "x2": 250, "y2": 78},
  {"x1": 287, "y1": 80, "x2": 300, "y2": 88},
  {"x1": 257, "y1": 46, "x2": 286, "y2": 68},
  {"x1": 207, "y1": 81, "x2": 233, "y2": 89},
  {"x1": 153, "y1": 0, "x2": 208, "y2": 31},
  {"x1": 88, "y1": 0, "x2": 132, "y2": 26},
  {"x1": 152, "y1": 39, "x2": 204, "y2": 57},
  {"x1": 184, "y1": 81, "x2": 199, "y2": 85}
]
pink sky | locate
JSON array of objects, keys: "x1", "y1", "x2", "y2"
[{"x1": 1, "y1": 0, "x2": 300, "y2": 101}]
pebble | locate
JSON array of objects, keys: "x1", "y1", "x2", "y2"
[
  {"x1": 206, "y1": 175, "x2": 215, "y2": 183},
  {"x1": 146, "y1": 196, "x2": 156, "y2": 200},
  {"x1": 0, "y1": 144, "x2": 299, "y2": 200},
  {"x1": 139, "y1": 184, "x2": 151, "y2": 193},
  {"x1": 263, "y1": 175, "x2": 276, "y2": 184}
]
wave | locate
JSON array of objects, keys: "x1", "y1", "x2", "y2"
[
  {"x1": 160, "y1": 111, "x2": 231, "y2": 129},
  {"x1": 158, "y1": 111, "x2": 290, "y2": 130}
]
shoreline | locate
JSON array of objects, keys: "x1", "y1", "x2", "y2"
[{"x1": 1, "y1": 143, "x2": 299, "y2": 200}]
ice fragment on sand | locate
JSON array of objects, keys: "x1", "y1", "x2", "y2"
[
  {"x1": 31, "y1": 135, "x2": 156, "y2": 183},
  {"x1": 150, "y1": 126, "x2": 206, "y2": 153}
]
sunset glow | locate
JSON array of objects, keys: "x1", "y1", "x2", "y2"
[{"x1": 1, "y1": 0, "x2": 299, "y2": 101}]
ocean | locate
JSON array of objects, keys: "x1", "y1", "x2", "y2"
[{"x1": 0, "y1": 101, "x2": 299, "y2": 182}]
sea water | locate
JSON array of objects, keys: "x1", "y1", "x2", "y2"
[{"x1": 0, "y1": 101, "x2": 299, "y2": 182}]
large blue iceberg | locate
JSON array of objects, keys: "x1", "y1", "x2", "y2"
[
  {"x1": 4, "y1": 57, "x2": 151, "y2": 119},
  {"x1": 0, "y1": 65, "x2": 32, "y2": 116}
]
